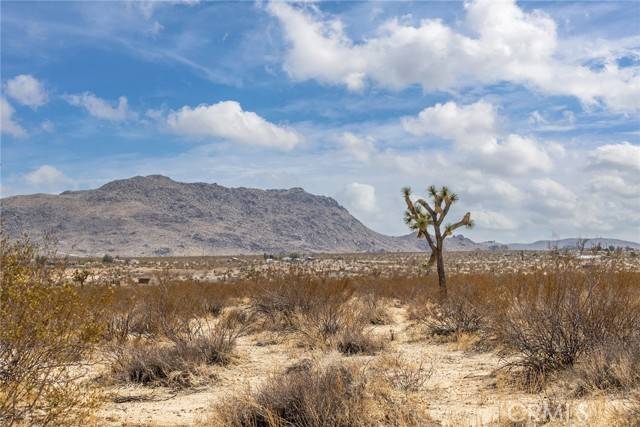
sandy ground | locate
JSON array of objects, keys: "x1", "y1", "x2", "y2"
[{"x1": 97, "y1": 305, "x2": 629, "y2": 426}]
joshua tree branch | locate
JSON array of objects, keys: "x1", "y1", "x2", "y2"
[
  {"x1": 438, "y1": 200, "x2": 452, "y2": 226},
  {"x1": 416, "y1": 198, "x2": 437, "y2": 220},
  {"x1": 423, "y1": 229, "x2": 437, "y2": 252}
]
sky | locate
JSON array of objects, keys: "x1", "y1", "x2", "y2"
[{"x1": 1, "y1": 0, "x2": 639, "y2": 243}]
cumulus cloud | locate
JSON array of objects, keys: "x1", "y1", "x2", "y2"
[
  {"x1": 166, "y1": 101, "x2": 302, "y2": 150},
  {"x1": 464, "y1": 177, "x2": 525, "y2": 205},
  {"x1": 268, "y1": 0, "x2": 640, "y2": 111},
  {"x1": 588, "y1": 141, "x2": 640, "y2": 173},
  {"x1": 403, "y1": 101, "x2": 553, "y2": 175},
  {"x1": 339, "y1": 132, "x2": 376, "y2": 161},
  {"x1": 1, "y1": 97, "x2": 27, "y2": 137},
  {"x1": 25, "y1": 165, "x2": 73, "y2": 186},
  {"x1": 589, "y1": 174, "x2": 640, "y2": 198},
  {"x1": 65, "y1": 92, "x2": 135, "y2": 121},
  {"x1": 531, "y1": 178, "x2": 577, "y2": 212},
  {"x1": 341, "y1": 182, "x2": 377, "y2": 213},
  {"x1": 5, "y1": 74, "x2": 48, "y2": 108},
  {"x1": 473, "y1": 210, "x2": 518, "y2": 231}
]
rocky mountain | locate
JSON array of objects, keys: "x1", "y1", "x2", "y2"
[
  {"x1": 1, "y1": 175, "x2": 423, "y2": 256},
  {"x1": 2, "y1": 175, "x2": 637, "y2": 256}
]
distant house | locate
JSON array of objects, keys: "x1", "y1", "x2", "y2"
[{"x1": 137, "y1": 277, "x2": 151, "y2": 284}]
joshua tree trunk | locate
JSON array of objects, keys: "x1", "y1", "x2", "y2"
[
  {"x1": 435, "y1": 246, "x2": 446, "y2": 296},
  {"x1": 402, "y1": 185, "x2": 472, "y2": 298}
]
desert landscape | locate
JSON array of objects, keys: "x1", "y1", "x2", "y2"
[
  {"x1": 2, "y1": 0, "x2": 640, "y2": 426},
  {"x1": 2, "y1": 234, "x2": 640, "y2": 426}
]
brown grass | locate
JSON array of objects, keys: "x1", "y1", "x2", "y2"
[
  {"x1": 4, "y1": 236, "x2": 639, "y2": 424},
  {"x1": 108, "y1": 309, "x2": 251, "y2": 387},
  {"x1": 489, "y1": 270, "x2": 640, "y2": 388},
  {"x1": 209, "y1": 359, "x2": 435, "y2": 427}
]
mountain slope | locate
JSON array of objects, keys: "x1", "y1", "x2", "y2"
[
  {"x1": 2, "y1": 175, "x2": 637, "y2": 256},
  {"x1": 1, "y1": 175, "x2": 421, "y2": 256}
]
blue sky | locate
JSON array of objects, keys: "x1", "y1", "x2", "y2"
[{"x1": 1, "y1": 0, "x2": 639, "y2": 242}]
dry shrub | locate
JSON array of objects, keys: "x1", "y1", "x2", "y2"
[
  {"x1": 573, "y1": 338, "x2": 640, "y2": 394},
  {"x1": 168, "y1": 309, "x2": 253, "y2": 366},
  {"x1": 250, "y1": 273, "x2": 353, "y2": 332},
  {"x1": 492, "y1": 270, "x2": 640, "y2": 386},
  {"x1": 629, "y1": 391, "x2": 640, "y2": 421},
  {"x1": 291, "y1": 297, "x2": 385, "y2": 353},
  {"x1": 410, "y1": 291, "x2": 483, "y2": 337},
  {"x1": 100, "y1": 278, "x2": 244, "y2": 342},
  {"x1": 0, "y1": 236, "x2": 104, "y2": 426},
  {"x1": 109, "y1": 342, "x2": 195, "y2": 387},
  {"x1": 249, "y1": 273, "x2": 385, "y2": 353},
  {"x1": 210, "y1": 360, "x2": 435, "y2": 427},
  {"x1": 110, "y1": 309, "x2": 250, "y2": 387},
  {"x1": 336, "y1": 323, "x2": 385, "y2": 355},
  {"x1": 356, "y1": 293, "x2": 391, "y2": 325},
  {"x1": 379, "y1": 355, "x2": 433, "y2": 393}
]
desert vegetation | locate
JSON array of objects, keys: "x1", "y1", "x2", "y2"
[
  {"x1": 1, "y1": 235, "x2": 639, "y2": 426},
  {"x1": 403, "y1": 185, "x2": 473, "y2": 295}
]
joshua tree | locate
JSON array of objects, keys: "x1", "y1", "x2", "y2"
[
  {"x1": 576, "y1": 238, "x2": 590, "y2": 255},
  {"x1": 403, "y1": 185, "x2": 473, "y2": 297}
]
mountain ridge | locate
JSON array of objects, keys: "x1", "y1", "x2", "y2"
[{"x1": 2, "y1": 175, "x2": 638, "y2": 256}]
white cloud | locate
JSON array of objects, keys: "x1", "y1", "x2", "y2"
[
  {"x1": 166, "y1": 100, "x2": 302, "y2": 150},
  {"x1": 589, "y1": 174, "x2": 640, "y2": 198},
  {"x1": 403, "y1": 100, "x2": 497, "y2": 142},
  {"x1": 341, "y1": 182, "x2": 377, "y2": 213},
  {"x1": 25, "y1": 165, "x2": 73, "y2": 186},
  {"x1": 589, "y1": 141, "x2": 640, "y2": 173},
  {"x1": 339, "y1": 132, "x2": 376, "y2": 161},
  {"x1": 65, "y1": 92, "x2": 135, "y2": 121},
  {"x1": 402, "y1": 101, "x2": 553, "y2": 175},
  {"x1": 531, "y1": 178, "x2": 577, "y2": 211},
  {"x1": 473, "y1": 210, "x2": 518, "y2": 231},
  {"x1": 0, "y1": 97, "x2": 27, "y2": 138},
  {"x1": 5, "y1": 74, "x2": 48, "y2": 108},
  {"x1": 268, "y1": 0, "x2": 640, "y2": 111},
  {"x1": 464, "y1": 177, "x2": 525, "y2": 204}
]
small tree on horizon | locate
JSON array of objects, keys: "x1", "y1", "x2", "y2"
[{"x1": 403, "y1": 185, "x2": 473, "y2": 297}]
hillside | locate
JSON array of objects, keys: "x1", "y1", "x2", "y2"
[
  {"x1": 2, "y1": 175, "x2": 637, "y2": 256},
  {"x1": 1, "y1": 175, "x2": 422, "y2": 256}
]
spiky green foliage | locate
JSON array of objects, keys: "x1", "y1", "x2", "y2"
[
  {"x1": 403, "y1": 186, "x2": 472, "y2": 243},
  {"x1": 402, "y1": 185, "x2": 473, "y2": 295}
]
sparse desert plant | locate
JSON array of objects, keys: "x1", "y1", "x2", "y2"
[
  {"x1": 573, "y1": 337, "x2": 640, "y2": 394},
  {"x1": 356, "y1": 292, "x2": 391, "y2": 325},
  {"x1": 168, "y1": 309, "x2": 253, "y2": 366},
  {"x1": 210, "y1": 360, "x2": 435, "y2": 427},
  {"x1": 250, "y1": 273, "x2": 353, "y2": 330},
  {"x1": 109, "y1": 308, "x2": 250, "y2": 388},
  {"x1": 380, "y1": 355, "x2": 433, "y2": 393},
  {"x1": 0, "y1": 236, "x2": 104, "y2": 426},
  {"x1": 403, "y1": 185, "x2": 473, "y2": 296},
  {"x1": 101, "y1": 276, "x2": 242, "y2": 341},
  {"x1": 336, "y1": 322, "x2": 384, "y2": 355},
  {"x1": 413, "y1": 292, "x2": 484, "y2": 337},
  {"x1": 492, "y1": 270, "x2": 640, "y2": 387},
  {"x1": 109, "y1": 342, "x2": 194, "y2": 387},
  {"x1": 72, "y1": 268, "x2": 91, "y2": 287}
]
